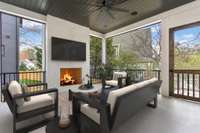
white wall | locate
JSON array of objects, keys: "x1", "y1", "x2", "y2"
[
  {"x1": 105, "y1": 0, "x2": 200, "y2": 96},
  {"x1": 46, "y1": 15, "x2": 91, "y2": 91}
]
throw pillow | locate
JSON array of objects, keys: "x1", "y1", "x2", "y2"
[
  {"x1": 21, "y1": 84, "x2": 31, "y2": 102},
  {"x1": 8, "y1": 81, "x2": 24, "y2": 106}
]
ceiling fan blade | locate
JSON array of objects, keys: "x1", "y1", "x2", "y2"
[
  {"x1": 75, "y1": 0, "x2": 102, "y2": 7},
  {"x1": 106, "y1": 9, "x2": 115, "y2": 19},
  {"x1": 110, "y1": 7, "x2": 129, "y2": 13},
  {"x1": 88, "y1": 6, "x2": 103, "y2": 16},
  {"x1": 94, "y1": 9, "x2": 103, "y2": 22}
]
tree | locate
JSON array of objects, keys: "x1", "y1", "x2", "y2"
[
  {"x1": 19, "y1": 18, "x2": 44, "y2": 71},
  {"x1": 174, "y1": 32, "x2": 200, "y2": 69},
  {"x1": 26, "y1": 49, "x2": 35, "y2": 61},
  {"x1": 19, "y1": 62, "x2": 28, "y2": 71},
  {"x1": 35, "y1": 46, "x2": 42, "y2": 70},
  {"x1": 105, "y1": 24, "x2": 161, "y2": 74},
  {"x1": 90, "y1": 36, "x2": 102, "y2": 77},
  {"x1": 106, "y1": 38, "x2": 116, "y2": 66},
  {"x1": 129, "y1": 26, "x2": 161, "y2": 65}
]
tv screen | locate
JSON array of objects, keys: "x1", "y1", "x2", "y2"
[{"x1": 51, "y1": 37, "x2": 86, "y2": 61}]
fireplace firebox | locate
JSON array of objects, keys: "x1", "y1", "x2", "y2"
[{"x1": 60, "y1": 68, "x2": 82, "y2": 86}]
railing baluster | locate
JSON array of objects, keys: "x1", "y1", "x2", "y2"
[
  {"x1": 199, "y1": 74, "x2": 200, "y2": 98},
  {"x1": 34, "y1": 72, "x2": 36, "y2": 84},
  {"x1": 37, "y1": 72, "x2": 39, "y2": 84},
  {"x1": 187, "y1": 74, "x2": 190, "y2": 97},
  {"x1": 182, "y1": 73, "x2": 184, "y2": 96},
  {"x1": 177, "y1": 73, "x2": 180, "y2": 95},
  {"x1": 1, "y1": 74, "x2": 2, "y2": 102},
  {"x1": 21, "y1": 73, "x2": 23, "y2": 84},
  {"x1": 193, "y1": 74, "x2": 195, "y2": 98},
  {"x1": 3, "y1": 73, "x2": 6, "y2": 85}
]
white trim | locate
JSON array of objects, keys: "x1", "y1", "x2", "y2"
[
  {"x1": 0, "y1": 1, "x2": 46, "y2": 23},
  {"x1": 0, "y1": 9, "x2": 46, "y2": 24},
  {"x1": 106, "y1": 20, "x2": 161, "y2": 38},
  {"x1": 102, "y1": 38, "x2": 106, "y2": 64},
  {"x1": 89, "y1": 34, "x2": 104, "y2": 39},
  {"x1": 89, "y1": 29, "x2": 105, "y2": 39}
]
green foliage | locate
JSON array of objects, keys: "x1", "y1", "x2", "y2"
[
  {"x1": 19, "y1": 79, "x2": 41, "y2": 84},
  {"x1": 106, "y1": 37, "x2": 141, "y2": 70},
  {"x1": 90, "y1": 36, "x2": 102, "y2": 78},
  {"x1": 175, "y1": 51, "x2": 200, "y2": 70},
  {"x1": 19, "y1": 62, "x2": 28, "y2": 71},
  {"x1": 113, "y1": 51, "x2": 139, "y2": 69},
  {"x1": 90, "y1": 36, "x2": 102, "y2": 67},
  {"x1": 35, "y1": 46, "x2": 42, "y2": 69},
  {"x1": 106, "y1": 38, "x2": 117, "y2": 66},
  {"x1": 26, "y1": 48, "x2": 35, "y2": 61}
]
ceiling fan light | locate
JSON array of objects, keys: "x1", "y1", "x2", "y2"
[{"x1": 131, "y1": 11, "x2": 138, "y2": 16}]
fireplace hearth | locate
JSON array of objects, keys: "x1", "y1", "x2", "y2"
[{"x1": 60, "y1": 68, "x2": 82, "y2": 86}]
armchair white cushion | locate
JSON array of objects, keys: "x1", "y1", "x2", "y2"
[
  {"x1": 112, "y1": 71, "x2": 127, "y2": 80},
  {"x1": 8, "y1": 81, "x2": 24, "y2": 106},
  {"x1": 106, "y1": 71, "x2": 127, "y2": 87},
  {"x1": 17, "y1": 94, "x2": 54, "y2": 113},
  {"x1": 105, "y1": 80, "x2": 118, "y2": 86}
]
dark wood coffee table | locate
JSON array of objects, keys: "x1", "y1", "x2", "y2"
[{"x1": 46, "y1": 117, "x2": 78, "y2": 133}]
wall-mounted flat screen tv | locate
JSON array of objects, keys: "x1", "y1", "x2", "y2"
[{"x1": 51, "y1": 37, "x2": 86, "y2": 61}]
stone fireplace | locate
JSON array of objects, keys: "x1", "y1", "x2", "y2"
[{"x1": 60, "y1": 68, "x2": 82, "y2": 86}]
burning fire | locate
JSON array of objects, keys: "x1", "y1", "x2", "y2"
[
  {"x1": 62, "y1": 72, "x2": 75, "y2": 84},
  {"x1": 64, "y1": 73, "x2": 73, "y2": 81}
]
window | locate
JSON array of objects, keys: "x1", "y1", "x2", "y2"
[
  {"x1": 0, "y1": 13, "x2": 46, "y2": 85},
  {"x1": 106, "y1": 23, "x2": 161, "y2": 80},
  {"x1": 19, "y1": 18, "x2": 45, "y2": 71},
  {"x1": 106, "y1": 23, "x2": 161, "y2": 69},
  {"x1": 174, "y1": 23, "x2": 200, "y2": 70}
]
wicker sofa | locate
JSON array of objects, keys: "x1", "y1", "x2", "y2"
[{"x1": 72, "y1": 78, "x2": 162, "y2": 133}]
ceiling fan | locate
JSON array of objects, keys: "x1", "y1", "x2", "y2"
[{"x1": 82, "y1": 0, "x2": 138, "y2": 19}]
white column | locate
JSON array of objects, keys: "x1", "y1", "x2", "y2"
[{"x1": 102, "y1": 38, "x2": 106, "y2": 64}]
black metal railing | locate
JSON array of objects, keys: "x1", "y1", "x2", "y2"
[
  {"x1": 0, "y1": 71, "x2": 46, "y2": 102},
  {"x1": 90, "y1": 68, "x2": 161, "y2": 81}
]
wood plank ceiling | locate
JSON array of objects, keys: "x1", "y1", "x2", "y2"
[{"x1": 0, "y1": 0, "x2": 194, "y2": 33}]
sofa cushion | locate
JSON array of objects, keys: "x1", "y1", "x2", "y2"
[
  {"x1": 105, "y1": 80, "x2": 118, "y2": 86},
  {"x1": 81, "y1": 104, "x2": 100, "y2": 124},
  {"x1": 107, "y1": 78, "x2": 158, "y2": 114},
  {"x1": 106, "y1": 79, "x2": 126, "y2": 87},
  {"x1": 8, "y1": 81, "x2": 24, "y2": 106},
  {"x1": 17, "y1": 94, "x2": 54, "y2": 113}
]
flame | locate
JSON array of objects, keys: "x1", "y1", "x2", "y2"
[
  {"x1": 64, "y1": 73, "x2": 73, "y2": 81},
  {"x1": 62, "y1": 72, "x2": 75, "y2": 84}
]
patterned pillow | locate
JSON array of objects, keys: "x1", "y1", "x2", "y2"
[
  {"x1": 21, "y1": 84, "x2": 31, "y2": 102},
  {"x1": 8, "y1": 81, "x2": 24, "y2": 106}
]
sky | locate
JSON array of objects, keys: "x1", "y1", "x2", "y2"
[
  {"x1": 19, "y1": 19, "x2": 200, "y2": 48},
  {"x1": 175, "y1": 26, "x2": 200, "y2": 45},
  {"x1": 19, "y1": 19, "x2": 45, "y2": 46}
]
